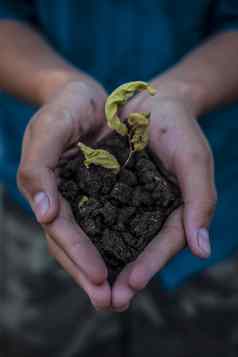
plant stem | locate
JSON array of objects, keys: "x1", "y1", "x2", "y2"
[{"x1": 123, "y1": 133, "x2": 134, "y2": 168}]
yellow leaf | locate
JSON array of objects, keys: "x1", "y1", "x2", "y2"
[
  {"x1": 128, "y1": 112, "x2": 150, "y2": 126},
  {"x1": 78, "y1": 142, "x2": 120, "y2": 173},
  {"x1": 128, "y1": 112, "x2": 150, "y2": 151},
  {"x1": 78, "y1": 195, "x2": 89, "y2": 207},
  {"x1": 105, "y1": 81, "x2": 156, "y2": 136}
]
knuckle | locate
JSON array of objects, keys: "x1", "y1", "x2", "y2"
[
  {"x1": 17, "y1": 164, "x2": 30, "y2": 188},
  {"x1": 26, "y1": 114, "x2": 42, "y2": 136},
  {"x1": 29, "y1": 107, "x2": 60, "y2": 132},
  {"x1": 17, "y1": 163, "x2": 36, "y2": 191},
  {"x1": 38, "y1": 110, "x2": 56, "y2": 127},
  {"x1": 203, "y1": 194, "x2": 217, "y2": 218},
  {"x1": 31, "y1": 111, "x2": 52, "y2": 132}
]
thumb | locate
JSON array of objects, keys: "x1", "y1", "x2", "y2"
[
  {"x1": 18, "y1": 165, "x2": 59, "y2": 224},
  {"x1": 17, "y1": 113, "x2": 68, "y2": 223}
]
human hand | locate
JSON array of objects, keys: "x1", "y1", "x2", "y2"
[
  {"x1": 112, "y1": 81, "x2": 217, "y2": 310},
  {"x1": 17, "y1": 79, "x2": 113, "y2": 310}
]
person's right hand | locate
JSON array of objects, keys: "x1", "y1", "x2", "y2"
[
  {"x1": 111, "y1": 81, "x2": 217, "y2": 310},
  {"x1": 17, "y1": 80, "x2": 112, "y2": 311}
]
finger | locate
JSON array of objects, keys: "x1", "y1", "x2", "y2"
[
  {"x1": 112, "y1": 263, "x2": 135, "y2": 310},
  {"x1": 130, "y1": 209, "x2": 184, "y2": 290},
  {"x1": 17, "y1": 109, "x2": 72, "y2": 224},
  {"x1": 173, "y1": 125, "x2": 217, "y2": 258},
  {"x1": 44, "y1": 197, "x2": 108, "y2": 285},
  {"x1": 46, "y1": 235, "x2": 111, "y2": 311}
]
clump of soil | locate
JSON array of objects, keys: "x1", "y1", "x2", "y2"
[{"x1": 58, "y1": 132, "x2": 182, "y2": 281}]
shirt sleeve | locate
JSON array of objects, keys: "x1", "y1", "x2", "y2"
[
  {"x1": 208, "y1": 0, "x2": 238, "y2": 35},
  {"x1": 0, "y1": 0, "x2": 35, "y2": 22}
]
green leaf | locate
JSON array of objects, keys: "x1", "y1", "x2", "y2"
[
  {"x1": 105, "y1": 81, "x2": 156, "y2": 136},
  {"x1": 78, "y1": 142, "x2": 120, "y2": 173}
]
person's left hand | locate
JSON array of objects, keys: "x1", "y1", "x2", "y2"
[
  {"x1": 111, "y1": 81, "x2": 217, "y2": 310},
  {"x1": 17, "y1": 79, "x2": 114, "y2": 311}
]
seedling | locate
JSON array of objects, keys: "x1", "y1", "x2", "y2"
[{"x1": 78, "y1": 81, "x2": 156, "y2": 172}]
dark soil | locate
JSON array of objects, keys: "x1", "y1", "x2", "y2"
[{"x1": 58, "y1": 131, "x2": 182, "y2": 281}]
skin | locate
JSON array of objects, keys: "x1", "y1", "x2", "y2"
[
  {"x1": 112, "y1": 87, "x2": 217, "y2": 309},
  {"x1": 0, "y1": 20, "x2": 238, "y2": 311},
  {"x1": 19, "y1": 81, "x2": 112, "y2": 310}
]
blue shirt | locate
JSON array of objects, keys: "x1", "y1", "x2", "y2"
[{"x1": 0, "y1": 0, "x2": 238, "y2": 288}]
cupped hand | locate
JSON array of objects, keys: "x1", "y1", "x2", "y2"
[
  {"x1": 17, "y1": 80, "x2": 113, "y2": 310},
  {"x1": 112, "y1": 82, "x2": 217, "y2": 310}
]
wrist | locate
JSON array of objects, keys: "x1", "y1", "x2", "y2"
[
  {"x1": 36, "y1": 68, "x2": 106, "y2": 106},
  {"x1": 152, "y1": 77, "x2": 207, "y2": 117},
  {"x1": 134, "y1": 77, "x2": 207, "y2": 118}
]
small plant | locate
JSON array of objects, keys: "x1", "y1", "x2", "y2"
[{"x1": 78, "y1": 81, "x2": 156, "y2": 172}]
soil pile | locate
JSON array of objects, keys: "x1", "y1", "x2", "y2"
[{"x1": 58, "y1": 132, "x2": 182, "y2": 279}]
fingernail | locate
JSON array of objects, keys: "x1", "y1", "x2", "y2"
[
  {"x1": 33, "y1": 192, "x2": 49, "y2": 221},
  {"x1": 197, "y1": 228, "x2": 211, "y2": 257}
]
